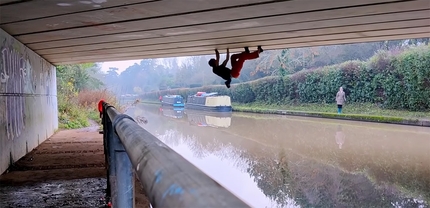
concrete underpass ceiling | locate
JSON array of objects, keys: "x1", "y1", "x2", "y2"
[{"x1": 0, "y1": 0, "x2": 429, "y2": 65}]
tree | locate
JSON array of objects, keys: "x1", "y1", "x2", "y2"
[
  {"x1": 407, "y1": 38, "x2": 430, "y2": 46},
  {"x1": 56, "y1": 63, "x2": 104, "y2": 93}
]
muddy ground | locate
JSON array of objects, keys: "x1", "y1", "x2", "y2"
[{"x1": 0, "y1": 123, "x2": 150, "y2": 208}]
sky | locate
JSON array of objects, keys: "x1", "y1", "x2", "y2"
[
  {"x1": 100, "y1": 57, "x2": 190, "y2": 74},
  {"x1": 100, "y1": 60, "x2": 142, "y2": 74}
]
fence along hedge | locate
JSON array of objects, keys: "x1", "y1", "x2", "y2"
[{"x1": 142, "y1": 46, "x2": 430, "y2": 111}]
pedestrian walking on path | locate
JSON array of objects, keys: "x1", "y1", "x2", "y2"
[{"x1": 336, "y1": 87, "x2": 346, "y2": 114}]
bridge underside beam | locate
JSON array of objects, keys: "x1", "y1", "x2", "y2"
[{"x1": 0, "y1": 0, "x2": 429, "y2": 64}]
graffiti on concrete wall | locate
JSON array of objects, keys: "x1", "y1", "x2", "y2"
[
  {"x1": 40, "y1": 61, "x2": 52, "y2": 104},
  {"x1": 0, "y1": 45, "x2": 31, "y2": 140},
  {"x1": 0, "y1": 28, "x2": 58, "y2": 175}
]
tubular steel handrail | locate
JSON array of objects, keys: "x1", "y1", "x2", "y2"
[{"x1": 101, "y1": 101, "x2": 249, "y2": 208}]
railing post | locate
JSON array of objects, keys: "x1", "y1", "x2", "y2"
[
  {"x1": 115, "y1": 145, "x2": 135, "y2": 208},
  {"x1": 105, "y1": 105, "x2": 135, "y2": 208},
  {"x1": 106, "y1": 114, "x2": 118, "y2": 206},
  {"x1": 102, "y1": 110, "x2": 111, "y2": 202}
]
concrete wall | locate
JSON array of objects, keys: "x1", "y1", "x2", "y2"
[{"x1": 0, "y1": 28, "x2": 58, "y2": 174}]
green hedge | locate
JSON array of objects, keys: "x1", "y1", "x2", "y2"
[{"x1": 142, "y1": 46, "x2": 430, "y2": 111}]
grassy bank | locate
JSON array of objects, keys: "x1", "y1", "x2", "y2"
[
  {"x1": 138, "y1": 100, "x2": 429, "y2": 126},
  {"x1": 233, "y1": 102, "x2": 430, "y2": 119},
  {"x1": 58, "y1": 90, "x2": 119, "y2": 129},
  {"x1": 140, "y1": 99, "x2": 430, "y2": 119},
  {"x1": 232, "y1": 102, "x2": 430, "y2": 126}
]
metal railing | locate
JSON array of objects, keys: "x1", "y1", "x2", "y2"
[{"x1": 101, "y1": 102, "x2": 249, "y2": 208}]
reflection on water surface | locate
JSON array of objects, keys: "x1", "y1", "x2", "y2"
[{"x1": 129, "y1": 104, "x2": 430, "y2": 208}]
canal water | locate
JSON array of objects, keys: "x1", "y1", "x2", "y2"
[{"x1": 128, "y1": 104, "x2": 430, "y2": 208}]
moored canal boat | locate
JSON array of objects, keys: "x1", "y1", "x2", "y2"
[
  {"x1": 161, "y1": 95, "x2": 185, "y2": 107},
  {"x1": 185, "y1": 92, "x2": 232, "y2": 112}
]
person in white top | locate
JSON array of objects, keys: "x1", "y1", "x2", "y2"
[{"x1": 336, "y1": 87, "x2": 346, "y2": 114}]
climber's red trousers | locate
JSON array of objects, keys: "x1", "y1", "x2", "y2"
[{"x1": 230, "y1": 50, "x2": 259, "y2": 78}]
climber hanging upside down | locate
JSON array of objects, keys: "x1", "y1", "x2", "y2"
[{"x1": 208, "y1": 46, "x2": 264, "y2": 88}]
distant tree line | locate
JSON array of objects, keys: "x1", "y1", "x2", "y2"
[
  {"x1": 104, "y1": 38, "x2": 429, "y2": 96},
  {"x1": 142, "y1": 45, "x2": 430, "y2": 111}
]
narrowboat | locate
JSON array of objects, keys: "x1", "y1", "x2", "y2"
[
  {"x1": 161, "y1": 95, "x2": 185, "y2": 107},
  {"x1": 185, "y1": 92, "x2": 232, "y2": 112}
]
